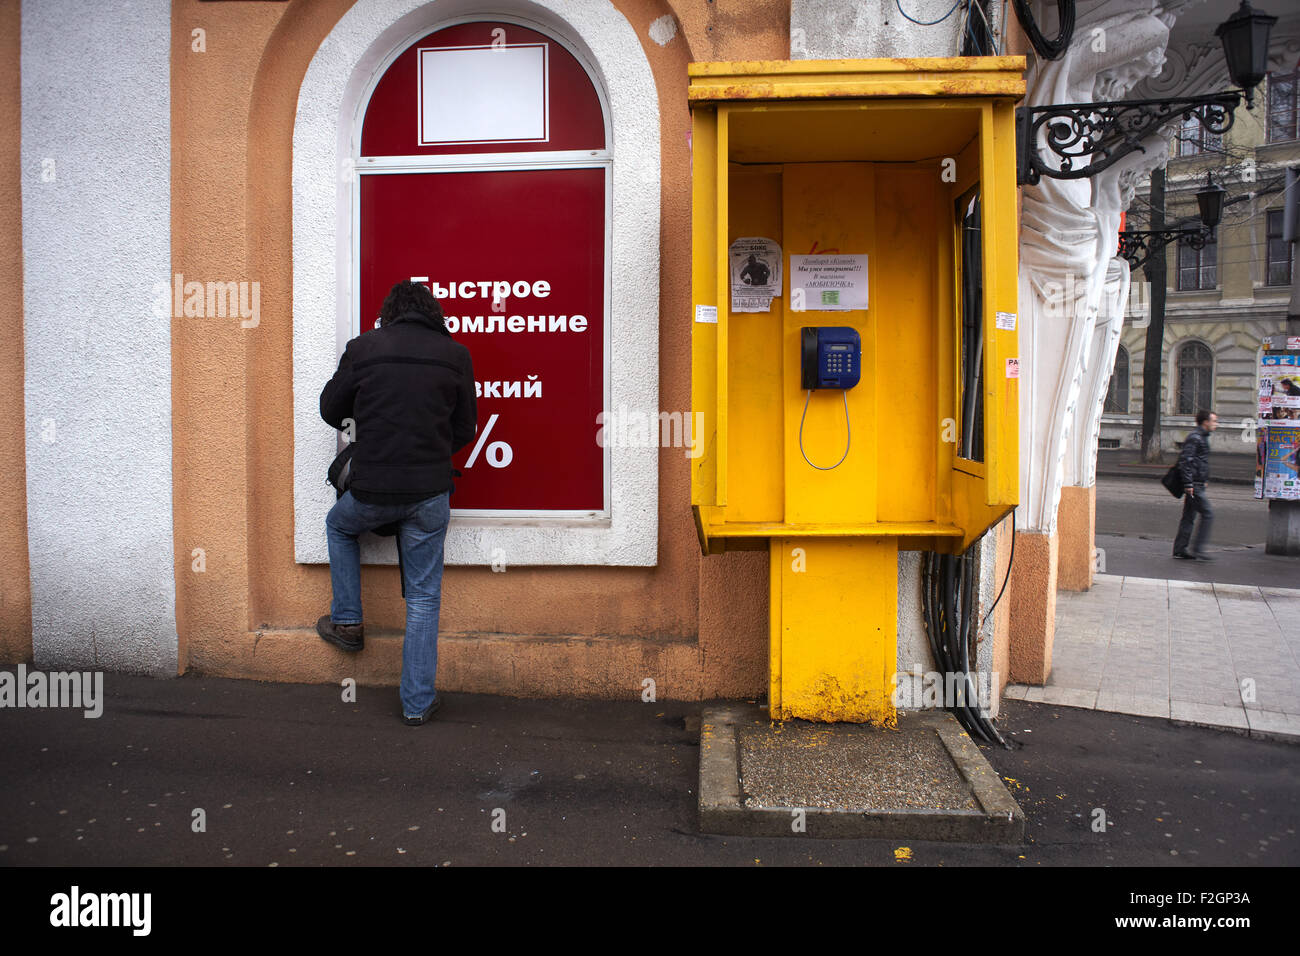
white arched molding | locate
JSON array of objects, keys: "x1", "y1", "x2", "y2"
[
  {"x1": 1141, "y1": 21, "x2": 1300, "y2": 101},
  {"x1": 1064, "y1": 258, "x2": 1128, "y2": 489},
  {"x1": 292, "y1": 0, "x2": 660, "y2": 566},
  {"x1": 1063, "y1": 138, "x2": 1169, "y2": 490},
  {"x1": 1018, "y1": 0, "x2": 1181, "y2": 533}
]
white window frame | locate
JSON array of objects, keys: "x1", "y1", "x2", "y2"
[
  {"x1": 292, "y1": 0, "x2": 660, "y2": 567},
  {"x1": 354, "y1": 18, "x2": 613, "y2": 521}
]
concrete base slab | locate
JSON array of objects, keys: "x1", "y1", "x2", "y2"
[{"x1": 699, "y1": 704, "x2": 1024, "y2": 842}]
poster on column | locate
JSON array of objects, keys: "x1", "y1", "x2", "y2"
[
  {"x1": 1255, "y1": 427, "x2": 1266, "y2": 499},
  {"x1": 1264, "y1": 424, "x2": 1300, "y2": 501},
  {"x1": 1258, "y1": 353, "x2": 1300, "y2": 421},
  {"x1": 359, "y1": 168, "x2": 607, "y2": 515}
]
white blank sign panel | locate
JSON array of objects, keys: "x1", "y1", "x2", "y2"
[{"x1": 418, "y1": 44, "x2": 549, "y2": 145}]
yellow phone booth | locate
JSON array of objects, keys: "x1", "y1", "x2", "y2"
[{"x1": 690, "y1": 58, "x2": 1026, "y2": 725}]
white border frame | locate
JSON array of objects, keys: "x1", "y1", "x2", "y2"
[
  {"x1": 357, "y1": 21, "x2": 612, "y2": 522},
  {"x1": 416, "y1": 42, "x2": 550, "y2": 146},
  {"x1": 293, "y1": 0, "x2": 660, "y2": 566},
  {"x1": 353, "y1": 160, "x2": 613, "y2": 522}
]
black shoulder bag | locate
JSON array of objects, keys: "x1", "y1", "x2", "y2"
[{"x1": 326, "y1": 443, "x2": 406, "y2": 596}]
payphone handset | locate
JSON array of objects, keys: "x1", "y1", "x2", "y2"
[
  {"x1": 801, "y1": 326, "x2": 861, "y2": 390},
  {"x1": 797, "y1": 326, "x2": 860, "y2": 470}
]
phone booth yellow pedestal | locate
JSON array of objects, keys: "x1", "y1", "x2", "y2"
[{"x1": 690, "y1": 59, "x2": 1025, "y2": 724}]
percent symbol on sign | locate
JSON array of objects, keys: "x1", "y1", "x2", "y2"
[{"x1": 464, "y1": 413, "x2": 514, "y2": 469}]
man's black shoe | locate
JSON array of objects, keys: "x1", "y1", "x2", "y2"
[
  {"x1": 316, "y1": 614, "x2": 364, "y2": 652},
  {"x1": 404, "y1": 696, "x2": 442, "y2": 726},
  {"x1": 1173, "y1": 551, "x2": 1196, "y2": 559}
]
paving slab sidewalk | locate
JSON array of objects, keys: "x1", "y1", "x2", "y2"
[{"x1": 1003, "y1": 574, "x2": 1300, "y2": 742}]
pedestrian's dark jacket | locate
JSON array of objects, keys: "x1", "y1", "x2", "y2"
[
  {"x1": 1177, "y1": 424, "x2": 1211, "y2": 487},
  {"x1": 319, "y1": 310, "x2": 477, "y2": 500}
]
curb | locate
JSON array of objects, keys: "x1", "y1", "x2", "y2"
[{"x1": 1001, "y1": 691, "x2": 1300, "y2": 744}]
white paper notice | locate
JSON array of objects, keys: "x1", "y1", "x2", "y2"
[
  {"x1": 996, "y1": 311, "x2": 1017, "y2": 331},
  {"x1": 695, "y1": 304, "x2": 718, "y2": 324},
  {"x1": 729, "y1": 237, "x2": 782, "y2": 313},
  {"x1": 789, "y1": 255, "x2": 868, "y2": 312}
]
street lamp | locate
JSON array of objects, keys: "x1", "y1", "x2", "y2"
[
  {"x1": 1195, "y1": 176, "x2": 1226, "y2": 230},
  {"x1": 1017, "y1": 0, "x2": 1277, "y2": 185},
  {"x1": 1216, "y1": 0, "x2": 1278, "y2": 108},
  {"x1": 1117, "y1": 174, "x2": 1227, "y2": 269}
]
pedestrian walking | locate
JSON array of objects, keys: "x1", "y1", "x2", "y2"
[{"x1": 1173, "y1": 409, "x2": 1218, "y2": 560}]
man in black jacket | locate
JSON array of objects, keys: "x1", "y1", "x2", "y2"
[
  {"x1": 317, "y1": 280, "x2": 477, "y2": 724},
  {"x1": 1173, "y1": 409, "x2": 1218, "y2": 560}
]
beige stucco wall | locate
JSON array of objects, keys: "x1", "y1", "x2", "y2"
[
  {"x1": 0, "y1": 0, "x2": 32, "y2": 665},
  {"x1": 5, "y1": 0, "x2": 1016, "y2": 704},
  {"x1": 1056, "y1": 484, "x2": 1095, "y2": 592},
  {"x1": 1008, "y1": 529, "x2": 1056, "y2": 685},
  {"x1": 167, "y1": 0, "x2": 789, "y2": 698}
]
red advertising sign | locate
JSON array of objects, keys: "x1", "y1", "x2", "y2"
[
  {"x1": 361, "y1": 21, "x2": 604, "y2": 157},
  {"x1": 357, "y1": 21, "x2": 608, "y2": 515}
]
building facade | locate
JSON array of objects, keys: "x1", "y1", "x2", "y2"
[
  {"x1": 1102, "y1": 37, "x2": 1300, "y2": 459},
  {"x1": 4, "y1": 0, "x2": 1291, "y2": 709}
]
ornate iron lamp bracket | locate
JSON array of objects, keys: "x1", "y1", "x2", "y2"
[
  {"x1": 1016, "y1": 92, "x2": 1241, "y2": 186},
  {"x1": 1117, "y1": 226, "x2": 1212, "y2": 270}
]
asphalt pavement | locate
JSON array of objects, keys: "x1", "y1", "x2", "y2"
[
  {"x1": 1, "y1": 673, "x2": 1295, "y2": 866},
  {"x1": 1094, "y1": 474, "x2": 1297, "y2": 588}
]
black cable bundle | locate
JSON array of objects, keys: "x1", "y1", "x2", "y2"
[
  {"x1": 1011, "y1": 0, "x2": 1075, "y2": 61},
  {"x1": 921, "y1": 544, "x2": 1010, "y2": 747}
]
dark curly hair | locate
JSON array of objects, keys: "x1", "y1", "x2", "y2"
[{"x1": 379, "y1": 280, "x2": 446, "y2": 334}]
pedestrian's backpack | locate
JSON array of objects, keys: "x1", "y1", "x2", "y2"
[{"x1": 1160, "y1": 464, "x2": 1184, "y2": 498}]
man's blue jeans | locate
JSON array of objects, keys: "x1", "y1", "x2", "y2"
[
  {"x1": 326, "y1": 490, "x2": 450, "y2": 717},
  {"x1": 1173, "y1": 482, "x2": 1213, "y2": 556}
]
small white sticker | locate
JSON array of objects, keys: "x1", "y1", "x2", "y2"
[
  {"x1": 1006, "y1": 357, "x2": 1020, "y2": 379},
  {"x1": 695, "y1": 305, "x2": 718, "y2": 324},
  {"x1": 996, "y1": 311, "x2": 1017, "y2": 331},
  {"x1": 789, "y1": 254, "x2": 869, "y2": 311}
]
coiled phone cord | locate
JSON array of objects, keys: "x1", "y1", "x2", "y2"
[{"x1": 798, "y1": 389, "x2": 851, "y2": 470}]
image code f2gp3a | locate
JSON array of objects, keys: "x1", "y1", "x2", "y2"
[
  {"x1": 1133, "y1": 892, "x2": 1252, "y2": 906},
  {"x1": 1199, "y1": 893, "x2": 1251, "y2": 904}
]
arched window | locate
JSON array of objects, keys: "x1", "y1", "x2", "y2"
[
  {"x1": 1104, "y1": 346, "x2": 1129, "y2": 414},
  {"x1": 1175, "y1": 341, "x2": 1213, "y2": 415},
  {"x1": 291, "y1": 2, "x2": 661, "y2": 567},
  {"x1": 357, "y1": 20, "x2": 609, "y2": 518}
]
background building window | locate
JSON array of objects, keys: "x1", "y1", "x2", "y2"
[
  {"x1": 1175, "y1": 342, "x2": 1214, "y2": 415},
  {"x1": 1267, "y1": 69, "x2": 1299, "y2": 143},
  {"x1": 1176, "y1": 114, "x2": 1221, "y2": 156},
  {"x1": 1266, "y1": 208, "x2": 1294, "y2": 286},
  {"x1": 1176, "y1": 232, "x2": 1217, "y2": 291},
  {"x1": 1104, "y1": 346, "x2": 1129, "y2": 414}
]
